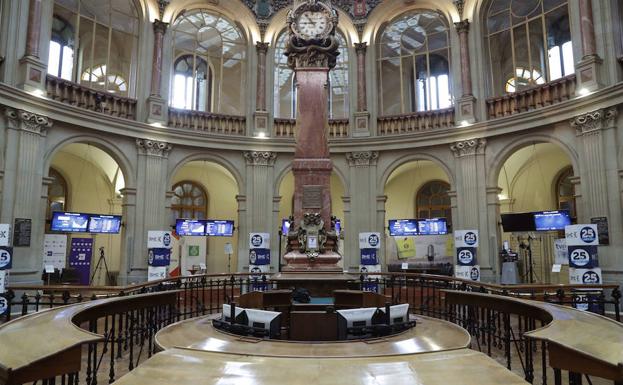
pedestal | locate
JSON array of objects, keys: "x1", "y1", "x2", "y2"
[
  {"x1": 18, "y1": 55, "x2": 46, "y2": 93},
  {"x1": 271, "y1": 271, "x2": 356, "y2": 296},
  {"x1": 146, "y1": 95, "x2": 168, "y2": 125},
  {"x1": 575, "y1": 55, "x2": 603, "y2": 93},
  {"x1": 353, "y1": 111, "x2": 370, "y2": 137},
  {"x1": 456, "y1": 95, "x2": 477, "y2": 124},
  {"x1": 291, "y1": 158, "x2": 333, "y2": 229},
  {"x1": 253, "y1": 110, "x2": 269, "y2": 136}
]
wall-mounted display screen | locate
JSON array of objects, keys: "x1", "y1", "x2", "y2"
[
  {"x1": 176, "y1": 219, "x2": 206, "y2": 236},
  {"x1": 206, "y1": 220, "x2": 234, "y2": 237},
  {"x1": 88, "y1": 215, "x2": 122, "y2": 234},
  {"x1": 533, "y1": 210, "x2": 571, "y2": 231},
  {"x1": 417, "y1": 218, "x2": 448, "y2": 235},
  {"x1": 50, "y1": 212, "x2": 89, "y2": 233},
  {"x1": 335, "y1": 219, "x2": 341, "y2": 236},
  {"x1": 500, "y1": 212, "x2": 536, "y2": 232},
  {"x1": 388, "y1": 219, "x2": 419, "y2": 236},
  {"x1": 282, "y1": 219, "x2": 291, "y2": 235}
]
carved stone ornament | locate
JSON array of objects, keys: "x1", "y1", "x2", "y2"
[
  {"x1": 571, "y1": 107, "x2": 618, "y2": 135},
  {"x1": 157, "y1": 0, "x2": 170, "y2": 20},
  {"x1": 454, "y1": 19, "x2": 470, "y2": 34},
  {"x1": 346, "y1": 151, "x2": 379, "y2": 166},
  {"x1": 450, "y1": 138, "x2": 486, "y2": 157},
  {"x1": 5, "y1": 108, "x2": 52, "y2": 134},
  {"x1": 244, "y1": 151, "x2": 277, "y2": 166},
  {"x1": 453, "y1": 0, "x2": 465, "y2": 19},
  {"x1": 136, "y1": 138, "x2": 172, "y2": 157},
  {"x1": 295, "y1": 212, "x2": 327, "y2": 260},
  {"x1": 255, "y1": 41, "x2": 270, "y2": 54},
  {"x1": 153, "y1": 19, "x2": 168, "y2": 34}
]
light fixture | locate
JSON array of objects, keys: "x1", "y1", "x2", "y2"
[
  {"x1": 29, "y1": 88, "x2": 46, "y2": 98},
  {"x1": 578, "y1": 88, "x2": 590, "y2": 96},
  {"x1": 255, "y1": 132, "x2": 267, "y2": 139},
  {"x1": 460, "y1": 120, "x2": 471, "y2": 127}
]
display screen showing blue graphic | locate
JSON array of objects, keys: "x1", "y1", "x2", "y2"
[
  {"x1": 335, "y1": 219, "x2": 341, "y2": 236},
  {"x1": 176, "y1": 219, "x2": 206, "y2": 236},
  {"x1": 206, "y1": 220, "x2": 234, "y2": 237},
  {"x1": 417, "y1": 218, "x2": 448, "y2": 235},
  {"x1": 388, "y1": 219, "x2": 419, "y2": 236},
  {"x1": 282, "y1": 219, "x2": 291, "y2": 235},
  {"x1": 88, "y1": 215, "x2": 122, "y2": 234},
  {"x1": 51, "y1": 212, "x2": 89, "y2": 232},
  {"x1": 533, "y1": 210, "x2": 571, "y2": 231}
]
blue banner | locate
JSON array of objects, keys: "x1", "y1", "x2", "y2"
[
  {"x1": 148, "y1": 248, "x2": 171, "y2": 267},
  {"x1": 456, "y1": 247, "x2": 477, "y2": 266},
  {"x1": 0, "y1": 247, "x2": 12, "y2": 270},
  {"x1": 0, "y1": 294, "x2": 7, "y2": 316},
  {"x1": 249, "y1": 248, "x2": 270, "y2": 265},
  {"x1": 69, "y1": 238, "x2": 93, "y2": 285},
  {"x1": 568, "y1": 245, "x2": 598, "y2": 268},
  {"x1": 360, "y1": 248, "x2": 378, "y2": 265},
  {"x1": 362, "y1": 281, "x2": 379, "y2": 293}
]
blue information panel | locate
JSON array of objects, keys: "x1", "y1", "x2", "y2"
[
  {"x1": 206, "y1": 220, "x2": 234, "y2": 237},
  {"x1": 88, "y1": 215, "x2": 122, "y2": 234},
  {"x1": 148, "y1": 248, "x2": 171, "y2": 267},
  {"x1": 176, "y1": 219, "x2": 206, "y2": 236},
  {"x1": 360, "y1": 248, "x2": 378, "y2": 265},
  {"x1": 51, "y1": 212, "x2": 90, "y2": 233},
  {"x1": 388, "y1": 219, "x2": 418, "y2": 236},
  {"x1": 534, "y1": 210, "x2": 571, "y2": 231},
  {"x1": 389, "y1": 218, "x2": 447, "y2": 236}
]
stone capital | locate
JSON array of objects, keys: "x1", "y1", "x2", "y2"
[
  {"x1": 152, "y1": 19, "x2": 168, "y2": 35},
  {"x1": 354, "y1": 42, "x2": 367, "y2": 55},
  {"x1": 346, "y1": 151, "x2": 379, "y2": 167},
  {"x1": 571, "y1": 107, "x2": 617, "y2": 135},
  {"x1": 5, "y1": 107, "x2": 52, "y2": 135},
  {"x1": 454, "y1": 19, "x2": 470, "y2": 34},
  {"x1": 244, "y1": 151, "x2": 277, "y2": 166},
  {"x1": 450, "y1": 138, "x2": 486, "y2": 157},
  {"x1": 136, "y1": 138, "x2": 172, "y2": 157},
  {"x1": 255, "y1": 41, "x2": 270, "y2": 54}
]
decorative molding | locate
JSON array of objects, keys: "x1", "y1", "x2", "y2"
[
  {"x1": 454, "y1": 19, "x2": 470, "y2": 34},
  {"x1": 135, "y1": 138, "x2": 172, "y2": 157},
  {"x1": 244, "y1": 151, "x2": 277, "y2": 166},
  {"x1": 571, "y1": 107, "x2": 618, "y2": 135},
  {"x1": 157, "y1": 0, "x2": 170, "y2": 20},
  {"x1": 4, "y1": 107, "x2": 52, "y2": 134},
  {"x1": 354, "y1": 42, "x2": 367, "y2": 55},
  {"x1": 346, "y1": 151, "x2": 379, "y2": 166},
  {"x1": 243, "y1": 0, "x2": 380, "y2": 21},
  {"x1": 152, "y1": 19, "x2": 168, "y2": 34},
  {"x1": 450, "y1": 138, "x2": 486, "y2": 157},
  {"x1": 255, "y1": 41, "x2": 270, "y2": 54},
  {"x1": 453, "y1": 0, "x2": 465, "y2": 19}
]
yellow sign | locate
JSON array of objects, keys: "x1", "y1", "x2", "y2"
[{"x1": 396, "y1": 237, "x2": 416, "y2": 259}]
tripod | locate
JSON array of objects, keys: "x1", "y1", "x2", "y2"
[{"x1": 90, "y1": 247, "x2": 114, "y2": 286}]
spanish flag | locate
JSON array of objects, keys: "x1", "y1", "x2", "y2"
[{"x1": 396, "y1": 237, "x2": 416, "y2": 259}]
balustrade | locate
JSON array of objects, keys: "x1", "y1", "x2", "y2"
[
  {"x1": 273, "y1": 118, "x2": 350, "y2": 138},
  {"x1": 168, "y1": 108, "x2": 246, "y2": 135},
  {"x1": 377, "y1": 108, "x2": 455, "y2": 135}
]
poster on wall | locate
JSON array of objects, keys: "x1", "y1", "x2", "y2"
[
  {"x1": 454, "y1": 265, "x2": 480, "y2": 282},
  {"x1": 13, "y1": 218, "x2": 32, "y2": 247},
  {"x1": 147, "y1": 231, "x2": 173, "y2": 249},
  {"x1": 249, "y1": 248, "x2": 270, "y2": 265},
  {"x1": 181, "y1": 236, "x2": 206, "y2": 274},
  {"x1": 359, "y1": 232, "x2": 381, "y2": 249},
  {"x1": 249, "y1": 233, "x2": 270, "y2": 249},
  {"x1": 0, "y1": 224, "x2": 10, "y2": 247},
  {"x1": 395, "y1": 237, "x2": 416, "y2": 259},
  {"x1": 569, "y1": 267, "x2": 602, "y2": 285},
  {"x1": 553, "y1": 239, "x2": 568, "y2": 265},
  {"x1": 590, "y1": 217, "x2": 609, "y2": 245},
  {"x1": 148, "y1": 248, "x2": 171, "y2": 267},
  {"x1": 68, "y1": 238, "x2": 93, "y2": 285},
  {"x1": 43, "y1": 234, "x2": 67, "y2": 270},
  {"x1": 147, "y1": 266, "x2": 167, "y2": 282},
  {"x1": 454, "y1": 230, "x2": 479, "y2": 248}
]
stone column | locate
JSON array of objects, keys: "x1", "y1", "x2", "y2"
[
  {"x1": 454, "y1": 20, "x2": 476, "y2": 123},
  {"x1": 118, "y1": 187, "x2": 136, "y2": 284},
  {"x1": 1, "y1": 108, "x2": 52, "y2": 284},
  {"x1": 345, "y1": 151, "x2": 379, "y2": 269},
  {"x1": 353, "y1": 43, "x2": 370, "y2": 137},
  {"x1": 575, "y1": 0, "x2": 602, "y2": 92},
  {"x1": 235, "y1": 194, "x2": 248, "y2": 271},
  {"x1": 18, "y1": 0, "x2": 47, "y2": 92},
  {"x1": 254, "y1": 42, "x2": 270, "y2": 136},
  {"x1": 25, "y1": 0, "x2": 42, "y2": 58},
  {"x1": 147, "y1": 20, "x2": 169, "y2": 124},
  {"x1": 375, "y1": 195, "x2": 387, "y2": 267}
]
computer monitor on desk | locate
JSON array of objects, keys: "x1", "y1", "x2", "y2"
[
  {"x1": 336, "y1": 307, "x2": 379, "y2": 340},
  {"x1": 378, "y1": 303, "x2": 410, "y2": 324},
  {"x1": 244, "y1": 308, "x2": 281, "y2": 338},
  {"x1": 222, "y1": 304, "x2": 246, "y2": 323}
]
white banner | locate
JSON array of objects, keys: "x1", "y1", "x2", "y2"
[
  {"x1": 454, "y1": 230, "x2": 479, "y2": 248},
  {"x1": 249, "y1": 264, "x2": 270, "y2": 275},
  {"x1": 0, "y1": 224, "x2": 9, "y2": 247},
  {"x1": 249, "y1": 233, "x2": 270, "y2": 249},
  {"x1": 565, "y1": 225, "x2": 598, "y2": 246},
  {"x1": 569, "y1": 267, "x2": 602, "y2": 285},
  {"x1": 554, "y1": 239, "x2": 568, "y2": 265},
  {"x1": 359, "y1": 264, "x2": 382, "y2": 279},
  {"x1": 181, "y1": 236, "x2": 206, "y2": 274},
  {"x1": 0, "y1": 270, "x2": 5, "y2": 293},
  {"x1": 43, "y1": 234, "x2": 67, "y2": 270},
  {"x1": 147, "y1": 266, "x2": 167, "y2": 282},
  {"x1": 147, "y1": 231, "x2": 173, "y2": 249},
  {"x1": 359, "y1": 232, "x2": 381, "y2": 249},
  {"x1": 455, "y1": 265, "x2": 480, "y2": 282}
]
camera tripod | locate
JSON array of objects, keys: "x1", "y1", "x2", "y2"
[{"x1": 90, "y1": 246, "x2": 114, "y2": 285}]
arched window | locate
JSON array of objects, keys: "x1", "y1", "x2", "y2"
[
  {"x1": 273, "y1": 30, "x2": 350, "y2": 119},
  {"x1": 171, "y1": 181, "x2": 208, "y2": 225},
  {"x1": 485, "y1": 0, "x2": 573, "y2": 96},
  {"x1": 377, "y1": 10, "x2": 452, "y2": 116},
  {"x1": 47, "y1": 168, "x2": 68, "y2": 220},
  {"x1": 48, "y1": 0, "x2": 139, "y2": 96},
  {"x1": 416, "y1": 181, "x2": 452, "y2": 230},
  {"x1": 170, "y1": 10, "x2": 246, "y2": 115},
  {"x1": 555, "y1": 167, "x2": 576, "y2": 218}
]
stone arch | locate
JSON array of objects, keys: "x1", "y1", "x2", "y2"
[
  {"x1": 379, "y1": 153, "x2": 456, "y2": 193},
  {"x1": 167, "y1": 152, "x2": 244, "y2": 194}
]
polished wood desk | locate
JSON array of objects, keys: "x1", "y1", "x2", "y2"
[
  {"x1": 237, "y1": 289, "x2": 292, "y2": 308},
  {"x1": 333, "y1": 290, "x2": 389, "y2": 308}
]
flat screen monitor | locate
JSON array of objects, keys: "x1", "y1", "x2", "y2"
[
  {"x1": 176, "y1": 219, "x2": 206, "y2": 236},
  {"x1": 379, "y1": 304, "x2": 410, "y2": 324},
  {"x1": 51, "y1": 212, "x2": 89, "y2": 233},
  {"x1": 501, "y1": 212, "x2": 536, "y2": 232},
  {"x1": 388, "y1": 219, "x2": 419, "y2": 236},
  {"x1": 281, "y1": 219, "x2": 291, "y2": 235},
  {"x1": 222, "y1": 304, "x2": 246, "y2": 323},
  {"x1": 205, "y1": 220, "x2": 234, "y2": 237},
  {"x1": 335, "y1": 219, "x2": 341, "y2": 236},
  {"x1": 244, "y1": 308, "x2": 281, "y2": 338},
  {"x1": 88, "y1": 215, "x2": 122, "y2": 234},
  {"x1": 337, "y1": 307, "x2": 378, "y2": 328},
  {"x1": 533, "y1": 210, "x2": 571, "y2": 231},
  {"x1": 417, "y1": 218, "x2": 448, "y2": 235}
]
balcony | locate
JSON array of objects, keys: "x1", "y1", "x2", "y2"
[
  {"x1": 377, "y1": 107, "x2": 455, "y2": 136},
  {"x1": 168, "y1": 108, "x2": 246, "y2": 135},
  {"x1": 273, "y1": 118, "x2": 350, "y2": 138},
  {"x1": 486, "y1": 75, "x2": 576, "y2": 119},
  {"x1": 45, "y1": 75, "x2": 137, "y2": 120}
]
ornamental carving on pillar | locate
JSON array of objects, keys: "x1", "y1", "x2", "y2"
[
  {"x1": 453, "y1": 0, "x2": 465, "y2": 19},
  {"x1": 346, "y1": 151, "x2": 378, "y2": 166},
  {"x1": 454, "y1": 19, "x2": 470, "y2": 34},
  {"x1": 136, "y1": 138, "x2": 172, "y2": 157},
  {"x1": 450, "y1": 138, "x2": 486, "y2": 157},
  {"x1": 256, "y1": 41, "x2": 270, "y2": 54},
  {"x1": 157, "y1": 0, "x2": 170, "y2": 20},
  {"x1": 354, "y1": 42, "x2": 367, "y2": 55},
  {"x1": 571, "y1": 107, "x2": 618, "y2": 135},
  {"x1": 244, "y1": 151, "x2": 277, "y2": 166},
  {"x1": 153, "y1": 19, "x2": 168, "y2": 34},
  {"x1": 5, "y1": 108, "x2": 52, "y2": 134}
]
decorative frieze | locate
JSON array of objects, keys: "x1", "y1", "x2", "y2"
[
  {"x1": 135, "y1": 138, "x2": 172, "y2": 157},
  {"x1": 5, "y1": 108, "x2": 52, "y2": 135},
  {"x1": 346, "y1": 151, "x2": 379, "y2": 167},
  {"x1": 450, "y1": 138, "x2": 486, "y2": 157},
  {"x1": 244, "y1": 151, "x2": 277, "y2": 166},
  {"x1": 571, "y1": 107, "x2": 617, "y2": 135}
]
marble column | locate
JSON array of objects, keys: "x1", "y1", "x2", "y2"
[
  {"x1": 147, "y1": 20, "x2": 169, "y2": 124},
  {"x1": 579, "y1": 0, "x2": 597, "y2": 58},
  {"x1": 575, "y1": 0, "x2": 602, "y2": 91},
  {"x1": 18, "y1": 0, "x2": 47, "y2": 91},
  {"x1": 1, "y1": 108, "x2": 52, "y2": 284},
  {"x1": 254, "y1": 42, "x2": 270, "y2": 136},
  {"x1": 375, "y1": 195, "x2": 387, "y2": 267},
  {"x1": 24, "y1": 0, "x2": 42, "y2": 58},
  {"x1": 235, "y1": 194, "x2": 248, "y2": 271},
  {"x1": 454, "y1": 20, "x2": 476, "y2": 123},
  {"x1": 353, "y1": 43, "x2": 370, "y2": 137}
]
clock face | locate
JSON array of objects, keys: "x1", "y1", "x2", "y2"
[{"x1": 295, "y1": 10, "x2": 330, "y2": 39}]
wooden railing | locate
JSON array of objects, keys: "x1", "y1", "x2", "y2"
[
  {"x1": 377, "y1": 107, "x2": 455, "y2": 135},
  {"x1": 168, "y1": 108, "x2": 246, "y2": 135},
  {"x1": 273, "y1": 118, "x2": 350, "y2": 138},
  {"x1": 45, "y1": 75, "x2": 137, "y2": 120},
  {"x1": 486, "y1": 75, "x2": 576, "y2": 119}
]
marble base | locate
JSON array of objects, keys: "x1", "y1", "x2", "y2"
[
  {"x1": 282, "y1": 250, "x2": 342, "y2": 272},
  {"x1": 271, "y1": 271, "x2": 356, "y2": 296},
  {"x1": 17, "y1": 55, "x2": 46, "y2": 93},
  {"x1": 576, "y1": 55, "x2": 603, "y2": 93}
]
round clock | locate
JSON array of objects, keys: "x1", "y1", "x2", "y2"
[{"x1": 290, "y1": 2, "x2": 336, "y2": 41}]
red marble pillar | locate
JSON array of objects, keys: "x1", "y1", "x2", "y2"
[
  {"x1": 256, "y1": 42, "x2": 269, "y2": 111},
  {"x1": 455, "y1": 20, "x2": 472, "y2": 97},
  {"x1": 355, "y1": 43, "x2": 367, "y2": 112},
  {"x1": 579, "y1": 0, "x2": 597, "y2": 58},
  {"x1": 150, "y1": 20, "x2": 168, "y2": 97},
  {"x1": 25, "y1": 0, "x2": 43, "y2": 58}
]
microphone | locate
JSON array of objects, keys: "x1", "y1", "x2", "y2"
[{"x1": 426, "y1": 244, "x2": 435, "y2": 262}]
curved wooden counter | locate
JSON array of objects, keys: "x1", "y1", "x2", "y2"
[{"x1": 155, "y1": 314, "x2": 471, "y2": 357}]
